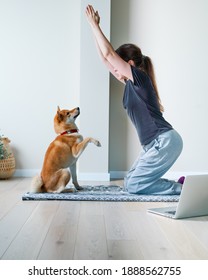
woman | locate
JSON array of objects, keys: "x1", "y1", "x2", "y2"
[{"x1": 86, "y1": 5, "x2": 183, "y2": 195}]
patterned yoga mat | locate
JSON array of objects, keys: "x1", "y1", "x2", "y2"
[{"x1": 22, "y1": 185, "x2": 179, "y2": 202}]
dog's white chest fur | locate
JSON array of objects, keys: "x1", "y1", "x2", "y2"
[{"x1": 65, "y1": 133, "x2": 83, "y2": 143}]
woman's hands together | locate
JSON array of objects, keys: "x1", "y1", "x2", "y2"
[{"x1": 86, "y1": 5, "x2": 100, "y2": 27}]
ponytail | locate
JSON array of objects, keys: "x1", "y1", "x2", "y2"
[{"x1": 141, "y1": 56, "x2": 164, "y2": 112}]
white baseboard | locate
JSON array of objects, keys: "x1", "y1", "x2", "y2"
[
  {"x1": 14, "y1": 169, "x2": 110, "y2": 181},
  {"x1": 78, "y1": 172, "x2": 110, "y2": 181},
  {"x1": 110, "y1": 171, "x2": 208, "y2": 180},
  {"x1": 110, "y1": 171, "x2": 127, "y2": 179},
  {"x1": 13, "y1": 169, "x2": 208, "y2": 181},
  {"x1": 163, "y1": 171, "x2": 208, "y2": 179}
]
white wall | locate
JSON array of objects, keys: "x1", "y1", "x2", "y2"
[
  {"x1": 110, "y1": 0, "x2": 208, "y2": 178},
  {"x1": 0, "y1": 0, "x2": 81, "y2": 175}
]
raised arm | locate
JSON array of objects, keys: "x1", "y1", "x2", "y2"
[{"x1": 85, "y1": 5, "x2": 133, "y2": 83}]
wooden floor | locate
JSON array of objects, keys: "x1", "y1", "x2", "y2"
[{"x1": 0, "y1": 177, "x2": 208, "y2": 260}]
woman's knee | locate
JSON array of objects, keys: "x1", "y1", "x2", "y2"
[{"x1": 125, "y1": 175, "x2": 148, "y2": 194}]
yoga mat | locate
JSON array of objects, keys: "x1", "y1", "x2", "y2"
[{"x1": 22, "y1": 185, "x2": 179, "y2": 202}]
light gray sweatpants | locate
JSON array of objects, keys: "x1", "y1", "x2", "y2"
[{"x1": 124, "y1": 129, "x2": 183, "y2": 195}]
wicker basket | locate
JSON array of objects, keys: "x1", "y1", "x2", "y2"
[{"x1": 0, "y1": 155, "x2": 15, "y2": 179}]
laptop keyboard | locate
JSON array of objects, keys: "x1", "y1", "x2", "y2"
[{"x1": 166, "y1": 210, "x2": 176, "y2": 215}]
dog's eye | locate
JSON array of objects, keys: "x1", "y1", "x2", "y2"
[{"x1": 66, "y1": 112, "x2": 70, "y2": 116}]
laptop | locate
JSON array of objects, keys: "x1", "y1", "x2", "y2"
[{"x1": 147, "y1": 174, "x2": 208, "y2": 219}]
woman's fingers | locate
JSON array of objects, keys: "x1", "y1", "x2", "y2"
[{"x1": 86, "y1": 5, "x2": 100, "y2": 25}]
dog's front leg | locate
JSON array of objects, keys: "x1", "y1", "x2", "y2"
[
  {"x1": 69, "y1": 162, "x2": 83, "y2": 190},
  {"x1": 72, "y1": 137, "x2": 101, "y2": 158}
]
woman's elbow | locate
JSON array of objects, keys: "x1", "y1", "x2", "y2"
[{"x1": 103, "y1": 49, "x2": 114, "y2": 61}]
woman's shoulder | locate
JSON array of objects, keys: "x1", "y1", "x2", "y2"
[{"x1": 130, "y1": 65, "x2": 149, "y2": 86}]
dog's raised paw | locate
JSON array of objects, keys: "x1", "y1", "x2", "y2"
[{"x1": 95, "y1": 140, "x2": 101, "y2": 147}]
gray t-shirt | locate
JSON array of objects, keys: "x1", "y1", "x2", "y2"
[{"x1": 123, "y1": 65, "x2": 173, "y2": 145}]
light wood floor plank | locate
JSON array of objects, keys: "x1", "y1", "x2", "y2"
[
  {"x1": 129, "y1": 208, "x2": 181, "y2": 259},
  {"x1": 182, "y1": 217, "x2": 208, "y2": 249},
  {"x1": 0, "y1": 177, "x2": 23, "y2": 193},
  {"x1": 0, "y1": 200, "x2": 38, "y2": 258},
  {"x1": 107, "y1": 240, "x2": 144, "y2": 260},
  {"x1": 1, "y1": 201, "x2": 60, "y2": 260},
  {"x1": 73, "y1": 202, "x2": 108, "y2": 259},
  {"x1": 103, "y1": 202, "x2": 137, "y2": 240},
  {"x1": 154, "y1": 215, "x2": 208, "y2": 259},
  {"x1": 37, "y1": 201, "x2": 81, "y2": 260},
  {"x1": 0, "y1": 178, "x2": 29, "y2": 219}
]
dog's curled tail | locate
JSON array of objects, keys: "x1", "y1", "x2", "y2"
[{"x1": 30, "y1": 175, "x2": 44, "y2": 193}]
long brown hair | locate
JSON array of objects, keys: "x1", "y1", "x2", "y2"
[{"x1": 115, "y1": 44, "x2": 164, "y2": 112}]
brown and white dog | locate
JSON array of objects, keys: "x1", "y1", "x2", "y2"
[{"x1": 31, "y1": 106, "x2": 101, "y2": 193}]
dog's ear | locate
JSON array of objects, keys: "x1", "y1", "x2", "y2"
[{"x1": 57, "y1": 106, "x2": 63, "y2": 122}]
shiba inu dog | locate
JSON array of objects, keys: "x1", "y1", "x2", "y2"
[{"x1": 31, "y1": 106, "x2": 101, "y2": 193}]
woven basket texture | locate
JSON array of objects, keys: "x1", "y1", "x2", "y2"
[{"x1": 0, "y1": 156, "x2": 15, "y2": 179}]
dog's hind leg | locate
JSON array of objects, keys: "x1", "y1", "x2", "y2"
[{"x1": 51, "y1": 169, "x2": 71, "y2": 193}]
